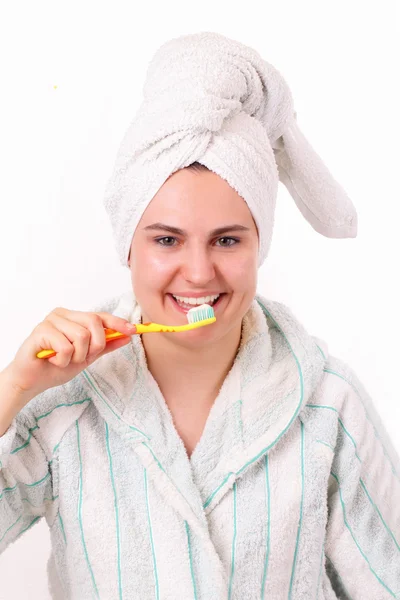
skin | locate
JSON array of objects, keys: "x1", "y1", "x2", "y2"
[{"x1": 128, "y1": 167, "x2": 259, "y2": 455}]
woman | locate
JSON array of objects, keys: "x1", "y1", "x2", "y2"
[{"x1": 1, "y1": 32, "x2": 399, "y2": 599}]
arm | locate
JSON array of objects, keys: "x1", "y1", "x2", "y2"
[
  {"x1": 0, "y1": 304, "x2": 130, "y2": 554},
  {"x1": 0, "y1": 368, "x2": 56, "y2": 552},
  {"x1": 325, "y1": 365, "x2": 400, "y2": 599}
]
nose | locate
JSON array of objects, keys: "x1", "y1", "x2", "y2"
[{"x1": 180, "y1": 244, "x2": 216, "y2": 285}]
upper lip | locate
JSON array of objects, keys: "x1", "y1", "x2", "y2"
[{"x1": 169, "y1": 292, "x2": 225, "y2": 298}]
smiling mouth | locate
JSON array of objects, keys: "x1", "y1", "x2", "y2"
[{"x1": 168, "y1": 293, "x2": 226, "y2": 312}]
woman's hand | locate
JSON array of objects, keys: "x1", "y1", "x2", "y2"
[{"x1": 5, "y1": 307, "x2": 136, "y2": 400}]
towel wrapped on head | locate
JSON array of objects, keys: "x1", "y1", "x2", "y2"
[{"x1": 104, "y1": 31, "x2": 357, "y2": 268}]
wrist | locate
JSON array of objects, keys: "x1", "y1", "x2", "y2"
[{"x1": 1, "y1": 364, "x2": 34, "y2": 407}]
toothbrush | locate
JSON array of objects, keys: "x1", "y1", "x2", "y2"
[{"x1": 36, "y1": 303, "x2": 216, "y2": 359}]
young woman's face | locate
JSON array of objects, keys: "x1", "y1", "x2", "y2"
[{"x1": 129, "y1": 167, "x2": 259, "y2": 346}]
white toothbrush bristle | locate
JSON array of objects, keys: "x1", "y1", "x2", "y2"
[{"x1": 186, "y1": 303, "x2": 215, "y2": 324}]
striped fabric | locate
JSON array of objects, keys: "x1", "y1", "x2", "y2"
[{"x1": 1, "y1": 290, "x2": 399, "y2": 599}]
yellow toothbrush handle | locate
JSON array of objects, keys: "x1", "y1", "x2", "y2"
[
  {"x1": 135, "y1": 317, "x2": 216, "y2": 333},
  {"x1": 135, "y1": 322, "x2": 164, "y2": 333}
]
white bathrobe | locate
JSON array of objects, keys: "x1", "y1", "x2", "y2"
[{"x1": 1, "y1": 291, "x2": 399, "y2": 599}]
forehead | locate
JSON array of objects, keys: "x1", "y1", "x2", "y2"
[{"x1": 140, "y1": 168, "x2": 256, "y2": 227}]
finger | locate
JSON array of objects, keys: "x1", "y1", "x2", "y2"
[
  {"x1": 52, "y1": 308, "x2": 136, "y2": 339},
  {"x1": 49, "y1": 310, "x2": 106, "y2": 359},
  {"x1": 87, "y1": 311, "x2": 137, "y2": 339},
  {"x1": 45, "y1": 314, "x2": 91, "y2": 364},
  {"x1": 49, "y1": 310, "x2": 136, "y2": 360},
  {"x1": 35, "y1": 322, "x2": 75, "y2": 368},
  {"x1": 75, "y1": 313, "x2": 108, "y2": 360}
]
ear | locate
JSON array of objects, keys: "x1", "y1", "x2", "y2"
[{"x1": 272, "y1": 114, "x2": 357, "y2": 239}]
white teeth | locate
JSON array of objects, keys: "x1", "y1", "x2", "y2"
[{"x1": 172, "y1": 294, "x2": 220, "y2": 305}]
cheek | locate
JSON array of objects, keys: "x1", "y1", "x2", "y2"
[
  {"x1": 131, "y1": 251, "x2": 174, "y2": 290},
  {"x1": 228, "y1": 253, "x2": 257, "y2": 286}
]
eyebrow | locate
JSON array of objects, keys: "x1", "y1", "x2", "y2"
[{"x1": 143, "y1": 223, "x2": 251, "y2": 236}]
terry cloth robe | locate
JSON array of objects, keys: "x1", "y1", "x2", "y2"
[{"x1": 1, "y1": 291, "x2": 399, "y2": 599}]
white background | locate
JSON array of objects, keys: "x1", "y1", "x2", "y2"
[{"x1": 0, "y1": 0, "x2": 399, "y2": 596}]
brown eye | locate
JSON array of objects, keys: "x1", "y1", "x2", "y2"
[
  {"x1": 156, "y1": 237, "x2": 177, "y2": 246},
  {"x1": 217, "y1": 237, "x2": 239, "y2": 247}
]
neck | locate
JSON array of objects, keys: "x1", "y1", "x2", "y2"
[{"x1": 141, "y1": 323, "x2": 243, "y2": 409}]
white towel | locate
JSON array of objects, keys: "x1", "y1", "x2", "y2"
[{"x1": 103, "y1": 31, "x2": 358, "y2": 268}]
